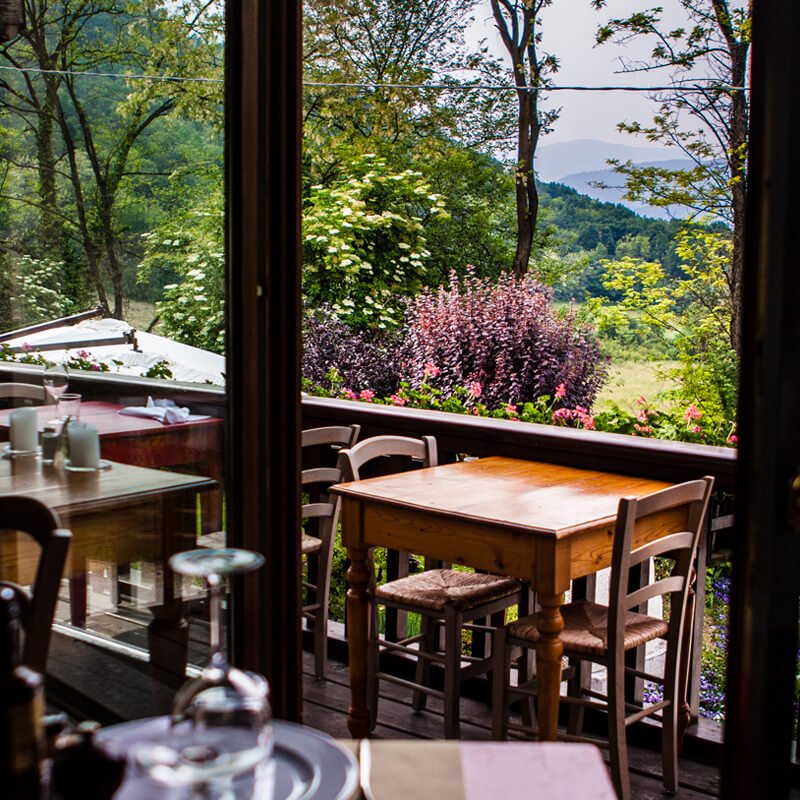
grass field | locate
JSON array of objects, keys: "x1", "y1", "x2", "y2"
[
  {"x1": 124, "y1": 300, "x2": 159, "y2": 333},
  {"x1": 594, "y1": 359, "x2": 680, "y2": 412}
]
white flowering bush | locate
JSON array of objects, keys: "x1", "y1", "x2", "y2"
[
  {"x1": 303, "y1": 153, "x2": 448, "y2": 329},
  {"x1": 15, "y1": 256, "x2": 75, "y2": 324},
  {"x1": 138, "y1": 186, "x2": 225, "y2": 353}
]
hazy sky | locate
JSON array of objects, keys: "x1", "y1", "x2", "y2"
[{"x1": 467, "y1": 1, "x2": 699, "y2": 146}]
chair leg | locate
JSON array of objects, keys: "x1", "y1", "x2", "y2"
[
  {"x1": 662, "y1": 663, "x2": 680, "y2": 792},
  {"x1": 608, "y1": 654, "x2": 631, "y2": 800},
  {"x1": 443, "y1": 607, "x2": 462, "y2": 739},
  {"x1": 566, "y1": 657, "x2": 588, "y2": 736},
  {"x1": 315, "y1": 540, "x2": 334, "y2": 680},
  {"x1": 491, "y1": 626, "x2": 510, "y2": 739},
  {"x1": 412, "y1": 614, "x2": 435, "y2": 712},
  {"x1": 516, "y1": 644, "x2": 536, "y2": 730},
  {"x1": 313, "y1": 602, "x2": 327, "y2": 679},
  {"x1": 368, "y1": 601, "x2": 380, "y2": 732}
]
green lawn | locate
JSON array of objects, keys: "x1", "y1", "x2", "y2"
[
  {"x1": 124, "y1": 300, "x2": 159, "y2": 332},
  {"x1": 595, "y1": 360, "x2": 680, "y2": 412}
]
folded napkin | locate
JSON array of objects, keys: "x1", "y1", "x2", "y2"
[
  {"x1": 118, "y1": 396, "x2": 191, "y2": 424},
  {"x1": 359, "y1": 741, "x2": 616, "y2": 800}
]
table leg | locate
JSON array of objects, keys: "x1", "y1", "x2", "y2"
[
  {"x1": 147, "y1": 499, "x2": 194, "y2": 688},
  {"x1": 346, "y1": 546, "x2": 372, "y2": 738},
  {"x1": 68, "y1": 574, "x2": 87, "y2": 628},
  {"x1": 535, "y1": 592, "x2": 564, "y2": 741}
]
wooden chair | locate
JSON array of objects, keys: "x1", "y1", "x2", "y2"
[
  {"x1": 0, "y1": 495, "x2": 71, "y2": 672},
  {"x1": 339, "y1": 436, "x2": 524, "y2": 738},
  {"x1": 491, "y1": 476, "x2": 714, "y2": 800},
  {"x1": 301, "y1": 424, "x2": 360, "y2": 678},
  {"x1": 0, "y1": 383, "x2": 46, "y2": 406}
]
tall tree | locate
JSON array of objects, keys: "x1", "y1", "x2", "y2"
[
  {"x1": 303, "y1": 0, "x2": 514, "y2": 184},
  {"x1": 490, "y1": 0, "x2": 559, "y2": 277},
  {"x1": 0, "y1": 0, "x2": 222, "y2": 317},
  {"x1": 593, "y1": 0, "x2": 751, "y2": 352}
]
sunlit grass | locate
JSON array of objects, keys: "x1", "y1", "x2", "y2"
[{"x1": 595, "y1": 359, "x2": 680, "y2": 412}]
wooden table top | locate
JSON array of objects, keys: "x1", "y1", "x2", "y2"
[
  {"x1": 0, "y1": 455, "x2": 216, "y2": 517},
  {"x1": 333, "y1": 456, "x2": 673, "y2": 539},
  {"x1": 0, "y1": 400, "x2": 221, "y2": 438}
]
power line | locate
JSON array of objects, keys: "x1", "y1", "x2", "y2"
[{"x1": 0, "y1": 64, "x2": 749, "y2": 92}]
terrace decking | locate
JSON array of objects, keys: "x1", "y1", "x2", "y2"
[{"x1": 46, "y1": 621, "x2": 728, "y2": 800}]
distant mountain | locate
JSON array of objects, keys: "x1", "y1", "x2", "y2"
[
  {"x1": 535, "y1": 139, "x2": 681, "y2": 183},
  {"x1": 556, "y1": 159, "x2": 695, "y2": 220}
]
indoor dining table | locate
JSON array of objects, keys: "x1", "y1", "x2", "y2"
[
  {"x1": 0, "y1": 399, "x2": 224, "y2": 531},
  {"x1": 332, "y1": 456, "x2": 682, "y2": 741},
  {"x1": 0, "y1": 453, "x2": 217, "y2": 684}
]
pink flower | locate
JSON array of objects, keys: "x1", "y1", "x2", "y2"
[
  {"x1": 636, "y1": 395, "x2": 647, "y2": 407},
  {"x1": 77, "y1": 349, "x2": 90, "y2": 359},
  {"x1": 728, "y1": 434, "x2": 738, "y2": 445},
  {"x1": 637, "y1": 409, "x2": 649, "y2": 423},
  {"x1": 581, "y1": 415, "x2": 595, "y2": 431},
  {"x1": 554, "y1": 383, "x2": 567, "y2": 400},
  {"x1": 343, "y1": 388, "x2": 357, "y2": 401},
  {"x1": 91, "y1": 363, "x2": 101, "y2": 371},
  {"x1": 423, "y1": 362, "x2": 440, "y2": 379},
  {"x1": 504, "y1": 404, "x2": 518, "y2": 415},
  {"x1": 552, "y1": 408, "x2": 573, "y2": 422},
  {"x1": 634, "y1": 423, "x2": 653, "y2": 435},
  {"x1": 691, "y1": 425, "x2": 702, "y2": 434},
  {"x1": 359, "y1": 389, "x2": 375, "y2": 402},
  {"x1": 683, "y1": 404, "x2": 702, "y2": 422},
  {"x1": 468, "y1": 381, "x2": 482, "y2": 398},
  {"x1": 390, "y1": 394, "x2": 406, "y2": 407},
  {"x1": 21, "y1": 342, "x2": 32, "y2": 353}
]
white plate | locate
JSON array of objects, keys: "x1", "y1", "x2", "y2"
[
  {"x1": 99, "y1": 717, "x2": 358, "y2": 800},
  {"x1": 63, "y1": 458, "x2": 113, "y2": 472},
  {"x1": 1, "y1": 442, "x2": 39, "y2": 458}
]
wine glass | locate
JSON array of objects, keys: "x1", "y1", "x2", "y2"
[
  {"x1": 43, "y1": 362, "x2": 69, "y2": 425},
  {"x1": 133, "y1": 548, "x2": 272, "y2": 799}
]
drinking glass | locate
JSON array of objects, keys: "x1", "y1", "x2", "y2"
[
  {"x1": 133, "y1": 548, "x2": 272, "y2": 799},
  {"x1": 43, "y1": 363, "x2": 69, "y2": 425}
]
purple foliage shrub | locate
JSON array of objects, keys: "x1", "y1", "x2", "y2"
[
  {"x1": 302, "y1": 306, "x2": 402, "y2": 397},
  {"x1": 401, "y1": 272, "x2": 608, "y2": 408}
]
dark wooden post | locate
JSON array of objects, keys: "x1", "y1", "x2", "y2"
[
  {"x1": 225, "y1": 0, "x2": 302, "y2": 720},
  {"x1": 723, "y1": 2, "x2": 800, "y2": 796}
]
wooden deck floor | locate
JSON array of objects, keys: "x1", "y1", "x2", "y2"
[
  {"x1": 301, "y1": 655, "x2": 723, "y2": 800},
  {"x1": 44, "y1": 606, "x2": 736, "y2": 800}
]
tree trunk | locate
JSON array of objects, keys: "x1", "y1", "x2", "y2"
[
  {"x1": 512, "y1": 91, "x2": 536, "y2": 277},
  {"x1": 34, "y1": 90, "x2": 62, "y2": 261},
  {"x1": 491, "y1": 0, "x2": 551, "y2": 279},
  {"x1": 727, "y1": 38, "x2": 749, "y2": 356}
]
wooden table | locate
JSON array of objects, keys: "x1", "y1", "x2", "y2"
[
  {"x1": 100, "y1": 717, "x2": 616, "y2": 799},
  {"x1": 0, "y1": 454, "x2": 217, "y2": 683},
  {"x1": 333, "y1": 456, "x2": 677, "y2": 741},
  {"x1": 0, "y1": 400, "x2": 224, "y2": 531}
]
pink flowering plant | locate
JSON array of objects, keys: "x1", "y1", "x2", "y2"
[
  {"x1": 592, "y1": 396, "x2": 736, "y2": 447},
  {"x1": 65, "y1": 350, "x2": 110, "y2": 373},
  {"x1": 0, "y1": 343, "x2": 48, "y2": 366}
]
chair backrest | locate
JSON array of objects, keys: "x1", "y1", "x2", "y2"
[
  {"x1": 607, "y1": 476, "x2": 714, "y2": 667},
  {"x1": 301, "y1": 425, "x2": 360, "y2": 528},
  {"x1": 0, "y1": 383, "x2": 46, "y2": 403},
  {"x1": 0, "y1": 495, "x2": 71, "y2": 672},
  {"x1": 337, "y1": 434, "x2": 438, "y2": 482}
]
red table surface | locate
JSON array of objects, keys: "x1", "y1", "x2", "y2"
[{"x1": 0, "y1": 400, "x2": 222, "y2": 438}]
